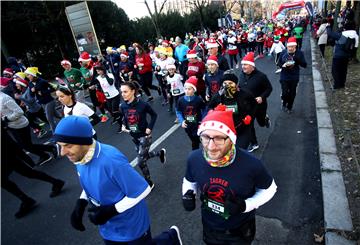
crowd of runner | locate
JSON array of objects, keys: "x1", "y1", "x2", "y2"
[{"x1": 1, "y1": 9, "x2": 358, "y2": 244}]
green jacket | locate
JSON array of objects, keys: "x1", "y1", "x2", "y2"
[{"x1": 64, "y1": 68, "x2": 86, "y2": 91}]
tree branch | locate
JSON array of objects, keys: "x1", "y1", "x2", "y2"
[{"x1": 159, "y1": 0, "x2": 168, "y2": 14}]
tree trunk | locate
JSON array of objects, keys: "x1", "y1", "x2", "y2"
[
  {"x1": 199, "y1": 7, "x2": 205, "y2": 30},
  {"x1": 334, "y1": 1, "x2": 341, "y2": 31},
  {"x1": 323, "y1": 0, "x2": 328, "y2": 17},
  {"x1": 354, "y1": 1, "x2": 360, "y2": 33},
  {"x1": 42, "y1": 2, "x2": 65, "y2": 58}
]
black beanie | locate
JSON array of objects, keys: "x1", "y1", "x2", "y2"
[{"x1": 221, "y1": 73, "x2": 238, "y2": 84}]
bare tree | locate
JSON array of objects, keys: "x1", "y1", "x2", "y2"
[
  {"x1": 143, "y1": 0, "x2": 168, "y2": 38},
  {"x1": 185, "y1": 0, "x2": 210, "y2": 30}
]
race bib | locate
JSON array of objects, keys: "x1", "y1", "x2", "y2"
[
  {"x1": 185, "y1": 115, "x2": 196, "y2": 123},
  {"x1": 225, "y1": 104, "x2": 238, "y2": 114},
  {"x1": 204, "y1": 197, "x2": 230, "y2": 220},
  {"x1": 129, "y1": 124, "x2": 139, "y2": 133}
]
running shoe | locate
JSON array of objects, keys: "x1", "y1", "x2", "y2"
[
  {"x1": 169, "y1": 226, "x2": 183, "y2": 245},
  {"x1": 15, "y1": 198, "x2": 37, "y2": 219},
  {"x1": 101, "y1": 114, "x2": 109, "y2": 123},
  {"x1": 247, "y1": 144, "x2": 259, "y2": 153},
  {"x1": 38, "y1": 154, "x2": 53, "y2": 166},
  {"x1": 159, "y1": 148, "x2": 166, "y2": 164}
]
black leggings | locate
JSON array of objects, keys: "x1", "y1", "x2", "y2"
[
  {"x1": 26, "y1": 108, "x2": 48, "y2": 130},
  {"x1": 9, "y1": 125, "x2": 55, "y2": 159},
  {"x1": 139, "y1": 72, "x2": 158, "y2": 97},
  {"x1": 155, "y1": 74, "x2": 167, "y2": 101},
  {"x1": 2, "y1": 154, "x2": 58, "y2": 202},
  {"x1": 257, "y1": 42, "x2": 264, "y2": 55},
  {"x1": 203, "y1": 218, "x2": 256, "y2": 245},
  {"x1": 169, "y1": 95, "x2": 181, "y2": 110},
  {"x1": 133, "y1": 136, "x2": 159, "y2": 182},
  {"x1": 319, "y1": 44, "x2": 326, "y2": 57},
  {"x1": 280, "y1": 80, "x2": 299, "y2": 110},
  {"x1": 229, "y1": 54, "x2": 238, "y2": 69}
]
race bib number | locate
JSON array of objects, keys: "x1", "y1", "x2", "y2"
[
  {"x1": 225, "y1": 104, "x2": 238, "y2": 114},
  {"x1": 185, "y1": 115, "x2": 196, "y2": 123},
  {"x1": 129, "y1": 124, "x2": 139, "y2": 133},
  {"x1": 204, "y1": 197, "x2": 230, "y2": 220}
]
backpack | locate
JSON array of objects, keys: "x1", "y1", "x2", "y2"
[{"x1": 340, "y1": 36, "x2": 356, "y2": 53}]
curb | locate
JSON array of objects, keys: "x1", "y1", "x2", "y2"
[{"x1": 310, "y1": 38, "x2": 355, "y2": 245}]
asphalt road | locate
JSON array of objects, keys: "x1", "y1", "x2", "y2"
[{"x1": 1, "y1": 32, "x2": 323, "y2": 245}]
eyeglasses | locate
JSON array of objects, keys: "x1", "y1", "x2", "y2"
[{"x1": 200, "y1": 134, "x2": 229, "y2": 146}]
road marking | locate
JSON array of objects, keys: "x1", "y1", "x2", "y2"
[{"x1": 130, "y1": 124, "x2": 181, "y2": 167}]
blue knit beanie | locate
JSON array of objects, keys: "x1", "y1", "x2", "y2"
[{"x1": 53, "y1": 116, "x2": 93, "y2": 145}]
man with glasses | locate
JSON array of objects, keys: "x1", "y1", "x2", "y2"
[{"x1": 182, "y1": 105, "x2": 277, "y2": 245}]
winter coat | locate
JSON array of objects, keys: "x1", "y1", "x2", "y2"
[{"x1": 316, "y1": 23, "x2": 328, "y2": 45}]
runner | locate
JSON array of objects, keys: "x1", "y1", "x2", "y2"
[{"x1": 120, "y1": 81, "x2": 166, "y2": 189}]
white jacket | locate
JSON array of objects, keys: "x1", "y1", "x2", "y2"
[
  {"x1": 269, "y1": 41, "x2": 285, "y2": 54},
  {"x1": 316, "y1": 23, "x2": 328, "y2": 45}
]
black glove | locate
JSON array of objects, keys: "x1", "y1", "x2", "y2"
[
  {"x1": 88, "y1": 204, "x2": 118, "y2": 225},
  {"x1": 70, "y1": 199, "x2": 88, "y2": 231},
  {"x1": 225, "y1": 194, "x2": 246, "y2": 216},
  {"x1": 182, "y1": 190, "x2": 196, "y2": 211}
]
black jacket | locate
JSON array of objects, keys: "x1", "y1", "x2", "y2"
[
  {"x1": 238, "y1": 69, "x2": 272, "y2": 101},
  {"x1": 208, "y1": 90, "x2": 256, "y2": 132}
]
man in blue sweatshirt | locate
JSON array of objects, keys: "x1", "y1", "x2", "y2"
[{"x1": 54, "y1": 116, "x2": 182, "y2": 244}]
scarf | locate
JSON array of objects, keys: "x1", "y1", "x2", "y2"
[{"x1": 203, "y1": 144, "x2": 236, "y2": 168}]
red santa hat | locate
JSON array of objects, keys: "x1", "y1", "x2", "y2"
[
  {"x1": 187, "y1": 49, "x2": 197, "y2": 59},
  {"x1": 78, "y1": 52, "x2": 91, "y2": 62},
  {"x1": 184, "y1": 76, "x2": 197, "y2": 91},
  {"x1": 3, "y1": 68, "x2": 14, "y2": 76},
  {"x1": 14, "y1": 78, "x2": 29, "y2": 87},
  {"x1": 206, "y1": 38, "x2": 219, "y2": 49},
  {"x1": 0, "y1": 77, "x2": 11, "y2": 88},
  {"x1": 61, "y1": 60, "x2": 72, "y2": 66},
  {"x1": 162, "y1": 40, "x2": 170, "y2": 46},
  {"x1": 120, "y1": 52, "x2": 129, "y2": 58},
  {"x1": 241, "y1": 52, "x2": 255, "y2": 67},
  {"x1": 287, "y1": 37, "x2": 297, "y2": 47},
  {"x1": 198, "y1": 104, "x2": 237, "y2": 144},
  {"x1": 206, "y1": 55, "x2": 218, "y2": 66}
]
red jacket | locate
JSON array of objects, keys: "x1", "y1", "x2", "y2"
[
  {"x1": 187, "y1": 61, "x2": 206, "y2": 93},
  {"x1": 264, "y1": 36, "x2": 274, "y2": 48},
  {"x1": 135, "y1": 53, "x2": 152, "y2": 74}
]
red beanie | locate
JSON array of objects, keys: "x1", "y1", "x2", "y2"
[
  {"x1": 241, "y1": 52, "x2": 255, "y2": 67},
  {"x1": 15, "y1": 78, "x2": 29, "y2": 87},
  {"x1": 198, "y1": 104, "x2": 236, "y2": 144},
  {"x1": 78, "y1": 52, "x2": 91, "y2": 62},
  {"x1": 187, "y1": 49, "x2": 197, "y2": 59},
  {"x1": 61, "y1": 60, "x2": 72, "y2": 66},
  {"x1": 206, "y1": 55, "x2": 218, "y2": 65},
  {"x1": 3, "y1": 68, "x2": 14, "y2": 76},
  {"x1": 206, "y1": 38, "x2": 218, "y2": 49},
  {"x1": 287, "y1": 37, "x2": 297, "y2": 46},
  {"x1": 184, "y1": 76, "x2": 198, "y2": 91}
]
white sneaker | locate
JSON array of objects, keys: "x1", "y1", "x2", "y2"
[{"x1": 275, "y1": 68, "x2": 282, "y2": 73}]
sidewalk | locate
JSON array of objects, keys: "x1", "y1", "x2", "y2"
[{"x1": 310, "y1": 38, "x2": 356, "y2": 245}]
